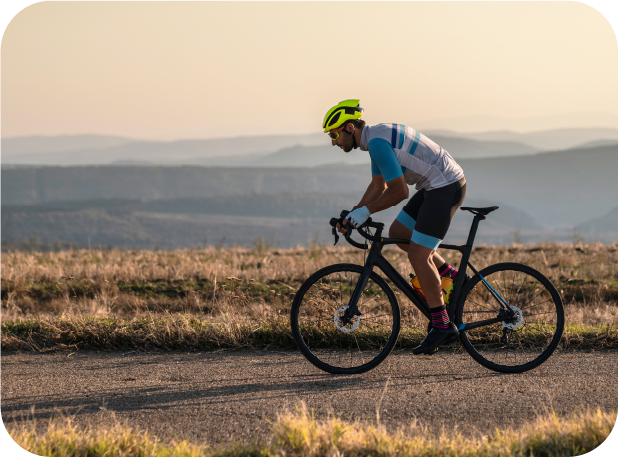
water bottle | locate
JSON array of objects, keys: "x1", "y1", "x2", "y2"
[{"x1": 410, "y1": 274, "x2": 454, "y2": 304}]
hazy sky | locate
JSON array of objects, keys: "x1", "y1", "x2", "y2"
[{"x1": 2, "y1": 1, "x2": 618, "y2": 140}]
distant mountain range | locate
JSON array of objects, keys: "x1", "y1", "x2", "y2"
[
  {"x1": 3, "y1": 143, "x2": 617, "y2": 233},
  {"x1": 3, "y1": 128, "x2": 617, "y2": 248},
  {"x1": 208, "y1": 136, "x2": 539, "y2": 167},
  {"x1": 572, "y1": 139, "x2": 618, "y2": 149},
  {"x1": 457, "y1": 144, "x2": 617, "y2": 228},
  {"x1": 1, "y1": 133, "x2": 325, "y2": 165},
  {"x1": 424, "y1": 127, "x2": 618, "y2": 150},
  {"x1": 1, "y1": 195, "x2": 545, "y2": 250},
  {"x1": 1, "y1": 134, "x2": 138, "y2": 156},
  {"x1": 4, "y1": 127, "x2": 618, "y2": 166}
]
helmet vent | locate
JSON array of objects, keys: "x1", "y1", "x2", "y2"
[{"x1": 328, "y1": 111, "x2": 341, "y2": 127}]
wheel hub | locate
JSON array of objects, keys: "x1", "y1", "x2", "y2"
[
  {"x1": 502, "y1": 305, "x2": 524, "y2": 329},
  {"x1": 334, "y1": 306, "x2": 361, "y2": 332}
]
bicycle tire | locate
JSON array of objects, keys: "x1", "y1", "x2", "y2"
[
  {"x1": 290, "y1": 263, "x2": 400, "y2": 374},
  {"x1": 456, "y1": 262, "x2": 564, "y2": 374}
]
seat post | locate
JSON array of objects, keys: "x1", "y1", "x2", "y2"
[{"x1": 465, "y1": 215, "x2": 485, "y2": 246}]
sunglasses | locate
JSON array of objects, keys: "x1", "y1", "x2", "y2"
[{"x1": 328, "y1": 126, "x2": 345, "y2": 141}]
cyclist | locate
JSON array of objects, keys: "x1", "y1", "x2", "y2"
[{"x1": 325, "y1": 99, "x2": 467, "y2": 355}]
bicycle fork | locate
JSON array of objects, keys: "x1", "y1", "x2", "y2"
[{"x1": 342, "y1": 248, "x2": 379, "y2": 324}]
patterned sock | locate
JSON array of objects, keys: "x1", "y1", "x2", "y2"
[
  {"x1": 430, "y1": 305, "x2": 451, "y2": 330},
  {"x1": 438, "y1": 262, "x2": 459, "y2": 278}
]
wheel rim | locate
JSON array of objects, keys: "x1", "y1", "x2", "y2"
[
  {"x1": 295, "y1": 269, "x2": 397, "y2": 371},
  {"x1": 459, "y1": 266, "x2": 563, "y2": 370}
]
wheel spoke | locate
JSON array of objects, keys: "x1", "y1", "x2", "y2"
[
  {"x1": 519, "y1": 292, "x2": 552, "y2": 311},
  {"x1": 465, "y1": 296, "x2": 501, "y2": 313},
  {"x1": 359, "y1": 313, "x2": 394, "y2": 322}
]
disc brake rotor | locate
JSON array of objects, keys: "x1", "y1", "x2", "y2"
[
  {"x1": 334, "y1": 305, "x2": 361, "y2": 332},
  {"x1": 502, "y1": 305, "x2": 524, "y2": 329}
]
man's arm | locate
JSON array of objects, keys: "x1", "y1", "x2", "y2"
[
  {"x1": 366, "y1": 174, "x2": 408, "y2": 213},
  {"x1": 363, "y1": 138, "x2": 409, "y2": 212},
  {"x1": 353, "y1": 174, "x2": 387, "y2": 210},
  {"x1": 337, "y1": 175, "x2": 385, "y2": 234},
  {"x1": 338, "y1": 174, "x2": 408, "y2": 233}
]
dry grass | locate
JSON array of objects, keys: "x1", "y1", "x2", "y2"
[
  {"x1": 2, "y1": 243, "x2": 617, "y2": 351},
  {"x1": 7, "y1": 406, "x2": 616, "y2": 457},
  {"x1": 1, "y1": 314, "x2": 294, "y2": 351},
  {"x1": 3, "y1": 314, "x2": 616, "y2": 352},
  {"x1": 3, "y1": 243, "x2": 617, "y2": 315}
]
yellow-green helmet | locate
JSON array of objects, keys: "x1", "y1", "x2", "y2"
[{"x1": 323, "y1": 99, "x2": 364, "y2": 132}]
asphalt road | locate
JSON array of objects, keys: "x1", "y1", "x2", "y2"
[{"x1": 2, "y1": 349, "x2": 617, "y2": 444}]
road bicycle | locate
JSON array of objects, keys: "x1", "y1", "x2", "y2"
[{"x1": 290, "y1": 206, "x2": 564, "y2": 375}]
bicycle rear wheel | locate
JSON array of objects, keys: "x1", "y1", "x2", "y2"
[
  {"x1": 290, "y1": 264, "x2": 400, "y2": 374},
  {"x1": 456, "y1": 262, "x2": 564, "y2": 374}
]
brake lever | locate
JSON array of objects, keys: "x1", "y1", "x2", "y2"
[
  {"x1": 336, "y1": 217, "x2": 356, "y2": 245},
  {"x1": 330, "y1": 216, "x2": 344, "y2": 245}
]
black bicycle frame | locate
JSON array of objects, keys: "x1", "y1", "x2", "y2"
[{"x1": 341, "y1": 212, "x2": 510, "y2": 330}]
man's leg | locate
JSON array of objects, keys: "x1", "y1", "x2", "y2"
[
  {"x1": 408, "y1": 236, "x2": 459, "y2": 355},
  {"x1": 405, "y1": 180, "x2": 467, "y2": 354},
  {"x1": 407, "y1": 241, "x2": 443, "y2": 309},
  {"x1": 389, "y1": 220, "x2": 447, "y2": 267}
]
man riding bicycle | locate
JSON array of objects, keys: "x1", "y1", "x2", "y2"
[{"x1": 325, "y1": 99, "x2": 467, "y2": 355}]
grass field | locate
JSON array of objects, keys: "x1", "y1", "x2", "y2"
[
  {"x1": 2, "y1": 242, "x2": 617, "y2": 350},
  {"x1": 7, "y1": 406, "x2": 616, "y2": 457}
]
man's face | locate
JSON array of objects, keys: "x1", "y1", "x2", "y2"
[{"x1": 330, "y1": 125, "x2": 354, "y2": 153}]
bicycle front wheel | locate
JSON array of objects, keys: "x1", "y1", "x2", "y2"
[
  {"x1": 290, "y1": 264, "x2": 400, "y2": 374},
  {"x1": 456, "y1": 262, "x2": 564, "y2": 373}
]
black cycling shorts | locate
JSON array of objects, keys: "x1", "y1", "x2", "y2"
[{"x1": 395, "y1": 177, "x2": 466, "y2": 250}]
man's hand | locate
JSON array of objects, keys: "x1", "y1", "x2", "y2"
[
  {"x1": 333, "y1": 215, "x2": 351, "y2": 235},
  {"x1": 346, "y1": 206, "x2": 371, "y2": 227},
  {"x1": 332, "y1": 206, "x2": 367, "y2": 236}
]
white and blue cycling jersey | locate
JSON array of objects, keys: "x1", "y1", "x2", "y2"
[{"x1": 360, "y1": 124, "x2": 464, "y2": 191}]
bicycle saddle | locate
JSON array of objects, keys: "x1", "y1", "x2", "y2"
[{"x1": 460, "y1": 206, "x2": 499, "y2": 216}]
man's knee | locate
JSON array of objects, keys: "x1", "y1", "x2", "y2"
[{"x1": 408, "y1": 242, "x2": 434, "y2": 264}]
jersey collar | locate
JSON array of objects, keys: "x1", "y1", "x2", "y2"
[{"x1": 359, "y1": 124, "x2": 370, "y2": 151}]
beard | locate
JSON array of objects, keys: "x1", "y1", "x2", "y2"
[{"x1": 341, "y1": 134, "x2": 355, "y2": 152}]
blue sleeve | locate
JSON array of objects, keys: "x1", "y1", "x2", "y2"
[
  {"x1": 371, "y1": 157, "x2": 381, "y2": 176},
  {"x1": 368, "y1": 138, "x2": 404, "y2": 182}
]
